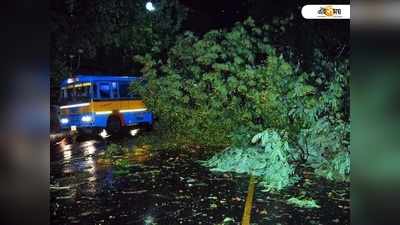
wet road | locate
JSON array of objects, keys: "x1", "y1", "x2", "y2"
[{"x1": 50, "y1": 135, "x2": 350, "y2": 225}]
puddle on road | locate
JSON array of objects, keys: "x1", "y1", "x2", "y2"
[
  {"x1": 51, "y1": 138, "x2": 349, "y2": 225},
  {"x1": 126, "y1": 145, "x2": 152, "y2": 163}
]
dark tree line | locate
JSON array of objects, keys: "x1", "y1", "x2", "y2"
[{"x1": 50, "y1": 0, "x2": 349, "y2": 103}]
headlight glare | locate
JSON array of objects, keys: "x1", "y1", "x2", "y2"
[
  {"x1": 60, "y1": 118, "x2": 69, "y2": 124},
  {"x1": 81, "y1": 115, "x2": 93, "y2": 122}
]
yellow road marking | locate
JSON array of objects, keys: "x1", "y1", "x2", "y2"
[{"x1": 241, "y1": 176, "x2": 256, "y2": 225}]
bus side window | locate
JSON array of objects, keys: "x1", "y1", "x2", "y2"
[
  {"x1": 111, "y1": 82, "x2": 119, "y2": 98},
  {"x1": 91, "y1": 83, "x2": 97, "y2": 99},
  {"x1": 99, "y1": 83, "x2": 111, "y2": 99},
  {"x1": 119, "y1": 82, "x2": 130, "y2": 99}
]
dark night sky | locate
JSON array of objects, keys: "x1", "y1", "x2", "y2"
[
  {"x1": 174, "y1": 0, "x2": 349, "y2": 72},
  {"x1": 179, "y1": 0, "x2": 349, "y2": 33},
  {"x1": 178, "y1": 0, "x2": 349, "y2": 69},
  {"x1": 179, "y1": 0, "x2": 349, "y2": 58},
  {"x1": 179, "y1": 0, "x2": 248, "y2": 33}
]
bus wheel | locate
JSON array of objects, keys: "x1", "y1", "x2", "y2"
[
  {"x1": 106, "y1": 116, "x2": 122, "y2": 135},
  {"x1": 143, "y1": 122, "x2": 154, "y2": 132}
]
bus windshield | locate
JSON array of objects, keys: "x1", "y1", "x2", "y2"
[{"x1": 60, "y1": 83, "x2": 92, "y2": 104}]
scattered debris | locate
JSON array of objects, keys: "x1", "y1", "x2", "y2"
[{"x1": 287, "y1": 197, "x2": 320, "y2": 208}]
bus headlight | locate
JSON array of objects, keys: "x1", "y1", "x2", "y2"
[
  {"x1": 81, "y1": 115, "x2": 93, "y2": 122},
  {"x1": 60, "y1": 118, "x2": 69, "y2": 124}
]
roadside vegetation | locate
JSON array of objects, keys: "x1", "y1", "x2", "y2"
[
  {"x1": 287, "y1": 196, "x2": 321, "y2": 208},
  {"x1": 51, "y1": 1, "x2": 349, "y2": 221},
  {"x1": 131, "y1": 18, "x2": 349, "y2": 194}
]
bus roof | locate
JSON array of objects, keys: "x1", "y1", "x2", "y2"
[{"x1": 61, "y1": 75, "x2": 140, "y2": 86}]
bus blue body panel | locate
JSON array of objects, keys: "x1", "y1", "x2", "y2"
[{"x1": 59, "y1": 111, "x2": 154, "y2": 130}]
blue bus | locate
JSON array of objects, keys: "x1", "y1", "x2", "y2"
[{"x1": 59, "y1": 75, "x2": 153, "y2": 136}]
